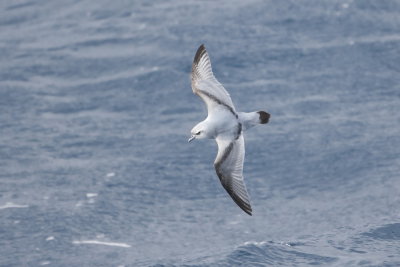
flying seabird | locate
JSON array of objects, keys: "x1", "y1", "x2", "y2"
[{"x1": 188, "y1": 44, "x2": 270, "y2": 216}]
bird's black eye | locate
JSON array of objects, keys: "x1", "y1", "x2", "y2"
[{"x1": 196, "y1": 131, "x2": 201, "y2": 135}]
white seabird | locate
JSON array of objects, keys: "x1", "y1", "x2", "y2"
[{"x1": 189, "y1": 44, "x2": 270, "y2": 216}]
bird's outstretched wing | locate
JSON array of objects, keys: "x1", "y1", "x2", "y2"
[
  {"x1": 191, "y1": 44, "x2": 236, "y2": 116},
  {"x1": 214, "y1": 134, "x2": 252, "y2": 215}
]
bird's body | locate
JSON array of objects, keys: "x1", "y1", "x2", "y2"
[{"x1": 189, "y1": 44, "x2": 270, "y2": 216}]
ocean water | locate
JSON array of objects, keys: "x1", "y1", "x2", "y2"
[{"x1": 1, "y1": 0, "x2": 400, "y2": 266}]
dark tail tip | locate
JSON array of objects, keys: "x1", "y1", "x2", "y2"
[{"x1": 257, "y1": 111, "x2": 270, "y2": 124}]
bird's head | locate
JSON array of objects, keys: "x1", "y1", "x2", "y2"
[{"x1": 188, "y1": 122, "x2": 208, "y2": 142}]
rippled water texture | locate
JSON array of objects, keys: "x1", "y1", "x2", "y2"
[{"x1": 1, "y1": 0, "x2": 400, "y2": 266}]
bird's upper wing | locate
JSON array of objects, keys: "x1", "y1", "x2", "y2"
[
  {"x1": 214, "y1": 134, "x2": 252, "y2": 215},
  {"x1": 191, "y1": 44, "x2": 236, "y2": 116}
]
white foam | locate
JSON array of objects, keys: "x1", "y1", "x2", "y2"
[
  {"x1": 46, "y1": 236, "x2": 55, "y2": 241},
  {"x1": 106, "y1": 172, "x2": 115, "y2": 177},
  {"x1": 40, "y1": 261, "x2": 51, "y2": 265},
  {"x1": 86, "y1": 193, "x2": 98, "y2": 198},
  {"x1": 96, "y1": 234, "x2": 105, "y2": 239},
  {"x1": 0, "y1": 202, "x2": 29, "y2": 210},
  {"x1": 244, "y1": 241, "x2": 267, "y2": 246},
  {"x1": 72, "y1": 240, "x2": 131, "y2": 248}
]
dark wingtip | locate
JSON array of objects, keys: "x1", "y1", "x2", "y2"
[
  {"x1": 240, "y1": 203, "x2": 252, "y2": 216},
  {"x1": 245, "y1": 209, "x2": 253, "y2": 216},
  {"x1": 257, "y1": 111, "x2": 270, "y2": 124},
  {"x1": 230, "y1": 193, "x2": 253, "y2": 216},
  {"x1": 193, "y1": 44, "x2": 206, "y2": 65}
]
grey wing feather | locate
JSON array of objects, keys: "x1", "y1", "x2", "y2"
[
  {"x1": 214, "y1": 135, "x2": 252, "y2": 215},
  {"x1": 191, "y1": 44, "x2": 236, "y2": 114}
]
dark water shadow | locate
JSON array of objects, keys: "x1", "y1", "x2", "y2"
[{"x1": 362, "y1": 223, "x2": 400, "y2": 241}]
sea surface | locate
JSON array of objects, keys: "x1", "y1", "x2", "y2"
[{"x1": 1, "y1": 0, "x2": 400, "y2": 266}]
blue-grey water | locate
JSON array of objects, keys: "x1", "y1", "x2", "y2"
[{"x1": 1, "y1": 0, "x2": 400, "y2": 266}]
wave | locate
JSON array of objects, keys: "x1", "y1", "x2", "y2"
[
  {"x1": 72, "y1": 240, "x2": 131, "y2": 248},
  {"x1": 187, "y1": 241, "x2": 338, "y2": 266},
  {"x1": 0, "y1": 202, "x2": 29, "y2": 210}
]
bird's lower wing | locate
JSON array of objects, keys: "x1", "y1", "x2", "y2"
[{"x1": 214, "y1": 135, "x2": 252, "y2": 215}]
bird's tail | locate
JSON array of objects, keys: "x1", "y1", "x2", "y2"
[
  {"x1": 238, "y1": 111, "x2": 270, "y2": 131},
  {"x1": 257, "y1": 111, "x2": 270, "y2": 124}
]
